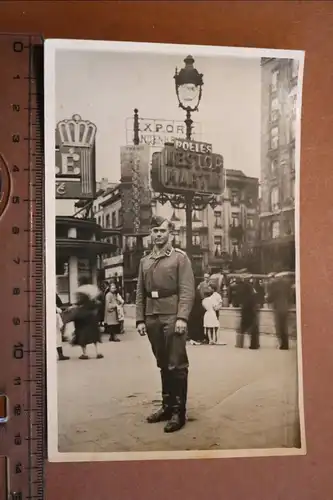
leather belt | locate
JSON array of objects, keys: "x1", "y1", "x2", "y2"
[{"x1": 146, "y1": 290, "x2": 177, "y2": 299}]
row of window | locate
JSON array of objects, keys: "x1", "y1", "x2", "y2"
[
  {"x1": 262, "y1": 219, "x2": 294, "y2": 240},
  {"x1": 269, "y1": 156, "x2": 295, "y2": 177},
  {"x1": 269, "y1": 182, "x2": 295, "y2": 213},
  {"x1": 271, "y1": 60, "x2": 298, "y2": 93},
  {"x1": 269, "y1": 61, "x2": 298, "y2": 149},
  {"x1": 96, "y1": 209, "x2": 122, "y2": 229},
  {"x1": 269, "y1": 112, "x2": 296, "y2": 148}
]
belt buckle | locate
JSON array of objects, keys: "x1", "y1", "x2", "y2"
[{"x1": 151, "y1": 291, "x2": 159, "y2": 299}]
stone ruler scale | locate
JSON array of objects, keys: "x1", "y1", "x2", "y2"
[{"x1": 0, "y1": 34, "x2": 45, "y2": 500}]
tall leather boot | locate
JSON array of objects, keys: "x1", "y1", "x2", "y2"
[
  {"x1": 164, "y1": 369, "x2": 187, "y2": 433},
  {"x1": 147, "y1": 370, "x2": 173, "y2": 423}
]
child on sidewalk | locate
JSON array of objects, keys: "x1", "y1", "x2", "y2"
[{"x1": 202, "y1": 283, "x2": 222, "y2": 345}]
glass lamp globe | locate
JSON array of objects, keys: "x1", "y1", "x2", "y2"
[{"x1": 177, "y1": 83, "x2": 201, "y2": 109}]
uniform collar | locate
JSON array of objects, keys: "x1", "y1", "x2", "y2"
[{"x1": 149, "y1": 243, "x2": 174, "y2": 259}]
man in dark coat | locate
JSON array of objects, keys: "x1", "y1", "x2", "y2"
[
  {"x1": 237, "y1": 276, "x2": 260, "y2": 349},
  {"x1": 136, "y1": 215, "x2": 195, "y2": 433},
  {"x1": 266, "y1": 273, "x2": 293, "y2": 350}
]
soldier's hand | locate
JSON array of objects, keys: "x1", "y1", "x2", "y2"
[
  {"x1": 137, "y1": 322, "x2": 147, "y2": 336},
  {"x1": 175, "y1": 319, "x2": 187, "y2": 336}
]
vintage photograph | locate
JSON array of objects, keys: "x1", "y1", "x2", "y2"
[{"x1": 45, "y1": 40, "x2": 305, "y2": 461}]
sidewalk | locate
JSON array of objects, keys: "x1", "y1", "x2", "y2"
[{"x1": 58, "y1": 321, "x2": 300, "y2": 454}]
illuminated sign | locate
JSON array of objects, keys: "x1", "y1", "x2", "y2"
[
  {"x1": 151, "y1": 140, "x2": 224, "y2": 195},
  {"x1": 55, "y1": 114, "x2": 97, "y2": 200},
  {"x1": 125, "y1": 117, "x2": 201, "y2": 148},
  {"x1": 174, "y1": 138, "x2": 212, "y2": 154}
]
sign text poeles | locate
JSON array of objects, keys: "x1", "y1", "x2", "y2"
[{"x1": 174, "y1": 138, "x2": 212, "y2": 155}]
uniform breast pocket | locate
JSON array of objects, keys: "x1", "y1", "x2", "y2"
[{"x1": 157, "y1": 263, "x2": 177, "y2": 290}]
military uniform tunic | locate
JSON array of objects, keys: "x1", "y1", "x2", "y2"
[{"x1": 136, "y1": 244, "x2": 195, "y2": 370}]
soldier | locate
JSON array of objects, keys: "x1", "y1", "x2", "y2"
[{"x1": 136, "y1": 215, "x2": 195, "y2": 433}]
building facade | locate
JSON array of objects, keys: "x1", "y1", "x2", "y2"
[
  {"x1": 93, "y1": 184, "x2": 124, "y2": 286},
  {"x1": 208, "y1": 169, "x2": 259, "y2": 273},
  {"x1": 259, "y1": 58, "x2": 298, "y2": 273}
]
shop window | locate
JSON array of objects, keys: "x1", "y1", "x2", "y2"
[
  {"x1": 271, "y1": 70, "x2": 279, "y2": 92},
  {"x1": 247, "y1": 217, "x2": 254, "y2": 228},
  {"x1": 174, "y1": 230, "x2": 180, "y2": 247},
  {"x1": 56, "y1": 257, "x2": 68, "y2": 276},
  {"x1": 271, "y1": 158, "x2": 278, "y2": 176},
  {"x1": 231, "y1": 214, "x2": 239, "y2": 227},
  {"x1": 272, "y1": 221, "x2": 280, "y2": 239},
  {"x1": 233, "y1": 244, "x2": 239, "y2": 256},
  {"x1": 271, "y1": 97, "x2": 279, "y2": 122},
  {"x1": 270, "y1": 126, "x2": 279, "y2": 149},
  {"x1": 271, "y1": 187, "x2": 280, "y2": 212},
  {"x1": 214, "y1": 210, "x2": 222, "y2": 228},
  {"x1": 112, "y1": 212, "x2": 117, "y2": 228},
  {"x1": 192, "y1": 210, "x2": 201, "y2": 222},
  {"x1": 285, "y1": 219, "x2": 293, "y2": 236},
  {"x1": 118, "y1": 209, "x2": 122, "y2": 227},
  {"x1": 192, "y1": 234, "x2": 201, "y2": 247},
  {"x1": 214, "y1": 235, "x2": 223, "y2": 257},
  {"x1": 231, "y1": 190, "x2": 239, "y2": 206}
]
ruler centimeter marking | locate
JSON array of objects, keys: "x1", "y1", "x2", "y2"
[{"x1": 0, "y1": 34, "x2": 44, "y2": 500}]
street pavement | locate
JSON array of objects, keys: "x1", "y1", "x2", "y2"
[{"x1": 57, "y1": 318, "x2": 300, "y2": 454}]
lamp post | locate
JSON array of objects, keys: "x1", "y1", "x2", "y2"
[{"x1": 174, "y1": 55, "x2": 204, "y2": 258}]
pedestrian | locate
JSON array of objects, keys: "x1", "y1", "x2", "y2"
[
  {"x1": 253, "y1": 278, "x2": 265, "y2": 308},
  {"x1": 56, "y1": 305, "x2": 70, "y2": 361},
  {"x1": 104, "y1": 282, "x2": 124, "y2": 342},
  {"x1": 266, "y1": 272, "x2": 293, "y2": 350},
  {"x1": 77, "y1": 276, "x2": 100, "y2": 302},
  {"x1": 236, "y1": 276, "x2": 260, "y2": 350},
  {"x1": 202, "y1": 282, "x2": 222, "y2": 344},
  {"x1": 187, "y1": 272, "x2": 211, "y2": 345},
  {"x1": 136, "y1": 215, "x2": 195, "y2": 433},
  {"x1": 62, "y1": 289, "x2": 103, "y2": 360},
  {"x1": 97, "y1": 281, "x2": 109, "y2": 328}
]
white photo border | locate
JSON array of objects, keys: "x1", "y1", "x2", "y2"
[{"x1": 44, "y1": 39, "x2": 306, "y2": 462}]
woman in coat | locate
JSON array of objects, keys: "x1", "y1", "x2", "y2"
[
  {"x1": 187, "y1": 274, "x2": 212, "y2": 345},
  {"x1": 62, "y1": 290, "x2": 103, "y2": 360},
  {"x1": 104, "y1": 282, "x2": 124, "y2": 342}
]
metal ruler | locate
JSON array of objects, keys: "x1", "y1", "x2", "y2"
[{"x1": 0, "y1": 34, "x2": 44, "y2": 500}]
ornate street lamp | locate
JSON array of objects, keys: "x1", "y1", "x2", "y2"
[
  {"x1": 174, "y1": 55, "x2": 204, "y2": 140},
  {"x1": 133, "y1": 58, "x2": 217, "y2": 276}
]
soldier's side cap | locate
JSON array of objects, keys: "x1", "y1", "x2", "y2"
[
  {"x1": 150, "y1": 215, "x2": 167, "y2": 227},
  {"x1": 150, "y1": 215, "x2": 174, "y2": 230}
]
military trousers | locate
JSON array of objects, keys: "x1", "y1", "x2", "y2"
[{"x1": 145, "y1": 315, "x2": 189, "y2": 371}]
